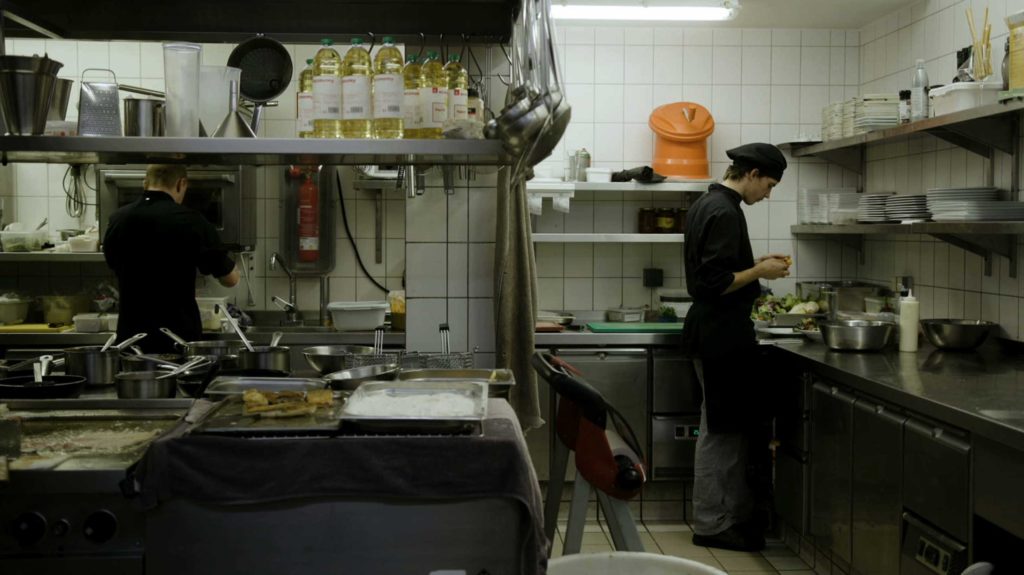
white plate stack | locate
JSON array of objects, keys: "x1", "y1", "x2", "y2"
[
  {"x1": 884, "y1": 195, "x2": 930, "y2": 222},
  {"x1": 821, "y1": 101, "x2": 845, "y2": 141},
  {"x1": 857, "y1": 193, "x2": 894, "y2": 222},
  {"x1": 841, "y1": 98, "x2": 856, "y2": 138},
  {"x1": 853, "y1": 94, "x2": 899, "y2": 133},
  {"x1": 925, "y1": 187, "x2": 1024, "y2": 221}
]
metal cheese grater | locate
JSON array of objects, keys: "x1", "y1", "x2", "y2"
[{"x1": 78, "y1": 68, "x2": 122, "y2": 137}]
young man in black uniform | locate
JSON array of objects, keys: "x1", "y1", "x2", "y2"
[
  {"x1": 104, "y1": 164, "x2": 240, "y2": 354},
  {"x1": 681, "y1": 143, "x2": 791, "y2": 552}
]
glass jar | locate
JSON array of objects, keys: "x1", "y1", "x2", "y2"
[
  {"x1": 638, "y1": 208, "x2": 656, "y2": 233},
  {"x1": 655, "y1": 208, "x2": 676, "y2": 233}
]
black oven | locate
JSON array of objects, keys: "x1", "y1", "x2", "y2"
[{"x1": 97, "y1": 165, "x2": 256, "y2": 251}]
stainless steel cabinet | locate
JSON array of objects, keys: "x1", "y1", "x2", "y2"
[
  {"x1": 776, "y1": 372, "x2": 812, "y2": 534},
  {"x1": 650, "y1": 351, "x2": 700, "y2": 480},
  {"x1": 810, "y1": 381, "x2": 855, "y2": 564},
  {"x1": 903, "y1": 417, "x2": 971, "y2": 543},
  {"x1": 651, "y1": 351, "x2": 700, "y2": 413},
  {"x1": 851, "y1": 399, "x2": 905, "y2": 575}
]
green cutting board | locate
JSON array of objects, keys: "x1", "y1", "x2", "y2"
[{"x1": 586, "y1": 322, "x2": 683, "y2": 333}]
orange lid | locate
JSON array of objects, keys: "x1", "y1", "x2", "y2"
[{"x1": 648, "y1": 102, "x2": 715, "y2": 142}]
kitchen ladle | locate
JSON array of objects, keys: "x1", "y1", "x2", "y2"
[
  {"x1": 156, "y1": 356, "x2": 208, "y2": 380},
  {"x1": 216, "y1": 304, "x2": 255, "y2": 352},
  {"x1": 98, "y1": 332, "x2": 118, "y2": 353},
  {"x1": 159, "y1": 327, "x2": 190, "y2": 347}
]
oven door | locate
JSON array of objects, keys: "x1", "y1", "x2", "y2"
[{"x1": 99, "y1": 167, "x2": 250, "y2": 251}]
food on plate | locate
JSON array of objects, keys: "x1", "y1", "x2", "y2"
[
  {"x1": 306, "y1": 389, "x2": 334, "y2": 406},
  {"x1": 242, "y1": 388, "x2": 332, "y2": 418},
  {"x1": 242, "y1": 389, "x2": 269, "y2": 406},
  {"x1": 798, "y1": 317, "x2": 819, "y2": 331},
  {"x1": 751, "y1": 294, "x2": 822, "y2": 322},
  {"x1": 345, "y1": 391, "x2": 477, "y2": 418},
  {"x1": 787, "y1": 301, "x2": 820, "y2": 315}
]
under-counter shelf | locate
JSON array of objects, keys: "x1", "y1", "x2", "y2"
[
  {"x1": 0, "y1": 252, "x2": 105, "y2": 262},
  {"x1": 0, "y1": 136, "x2": 513, "y2": 166},
  {"x1": 792, "y1": 222, "x2": 1024, "y2": 277},
  {"x1": 532, "y1": 233, "x2": 684, "y2": 243},
  {"x1": 780, "y1": 98, "x2": 1024, "y2": 172}
]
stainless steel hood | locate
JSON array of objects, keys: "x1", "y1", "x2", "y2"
[{"x1": 0, "y1": 0, "x2": 519, "y2": 43}]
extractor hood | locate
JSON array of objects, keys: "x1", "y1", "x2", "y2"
[{"x1": 0, "y1": 0, "x2": 520, "y2": 43}]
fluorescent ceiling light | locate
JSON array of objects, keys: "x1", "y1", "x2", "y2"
[{"x1": 550, "y1": 1, "x2": 738, "y2": 21}]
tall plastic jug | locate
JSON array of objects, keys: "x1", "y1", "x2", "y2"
[
  {"x1": 444, "y1": 54, "x2": 469, "y2": 121},
  {"x1": 418, "y1": 51, "x2": 447, "y2": 139},
  {"x1": 163, "y1": 42, "x2": 201, "y2": 137},
  {"x1": 313, "y1": 39, "x2": 343, "y2": 139},
  {"x1": 296, "y1": 59, "x2": 315, "y2": 138},
  {"x1": 372, "y1": 36, "x2": 404, "y2": 139},
  {"x1": 402, "y1": 54, "x2": 423, "y2": 139},
  {"x1": 341, "y1": 37, "x2": 372, "y2": 139}
]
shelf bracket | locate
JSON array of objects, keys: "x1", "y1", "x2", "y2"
[
  {"x1": 926, "y1": 113, "x2": 1016, "y2": 157},
  {"x1": 834, "y1": 235, "x2": 865, "y2": 265},
  {"x1": 816, "y1": 146, "x2": 863, "y2": 173},
  {"x1": 931, "y1": 234, "x2": 1017, "y2": 278}
]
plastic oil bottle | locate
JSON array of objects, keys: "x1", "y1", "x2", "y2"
[
  {"x1": 372, "y1": 36, "x2": 404, "y2": 139},
  {"x1": 296, "y1": 58, "x2": 315, "y2": 138},
  {"x1": 910, "y1": 59, "x2": 929, "y2": 121},
  {"x1": 444, "y1": 53, "x2": 469, "y2": 121},
  {"x1": 341, "y1": 37, "x2": 372, "y2": 139},
  {"x1": 402, "y1": 54, "x2": 423, "y2": 139},
  {"x1": 312, "y1": 39, "x2": 343, "y2": 139},
  {"x1": 418, "y1": 50, "x2": 448, "y2": 139}
]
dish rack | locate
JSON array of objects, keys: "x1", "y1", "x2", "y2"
[{"x1": 343, "y1": 324, "x2": 475, "y2": 369}]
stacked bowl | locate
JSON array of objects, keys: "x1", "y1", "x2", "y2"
[{"x1": 0, "y1": 54, "x2": 64, "y2": 135}]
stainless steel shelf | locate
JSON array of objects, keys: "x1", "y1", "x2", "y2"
[
  {"x1": 527, "y1": 181, "x2": 711, "y2": 193},
  {"x1": 781, "y1": 98, "x2": 1024, "y2": 172},
  {"x1": 532, "y1": 233, "x2": 684, "y2": 243},
  {"x1": 0, "y1": 136, "x2": 513, "y2": 166},
  {"x1": 791, "y1": 224, "x2": 911, "y2": 234},
  {"x1": 0, "y1": 252, "x2": 105, "y2": 262}
]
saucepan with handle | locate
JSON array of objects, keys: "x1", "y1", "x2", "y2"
[
  {"x1": 159, "y1": 327, "x2": 242, "y2": 365},
  {"x1": 63, "y1": 332, "x2": 146, "y2": 386}
]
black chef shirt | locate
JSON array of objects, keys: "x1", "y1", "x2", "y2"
[
  {"x1": 683, "y1": 183, "x2": 759, "y2": 306},
  {"x1": 104, "y1": 191, "x2": 235, "y2": 353}
]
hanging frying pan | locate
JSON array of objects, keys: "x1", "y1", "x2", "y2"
[{"x1": 227, "y1": 35, "x2": 293, "y2": 134}]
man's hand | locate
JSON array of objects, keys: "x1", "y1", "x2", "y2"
[{"x1": 755, "y1": 257, "x2": 790, "y2": 280}]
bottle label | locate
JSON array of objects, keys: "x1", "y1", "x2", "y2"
[
  {"x1": 297, "y1": 92, "x2": 315, "y2": 133},
  {"x1": 372, "y1": 73, "x2": 403, "y2": 119},
  {"x1": 342, "y1": 75, "x2": 371, "y2": 120},
  {"x1": 403, "y1": 89, "x2": 422, "y2": 129},
  {"x1": 448, "y1": 88, "x2": 468, "y2": 121},
  {"x1": 419, "y1": 86, "x2": 448, "y2": 128},
  {"x1": 312, "y1": 76, "x2": 342, "y2": 120}
]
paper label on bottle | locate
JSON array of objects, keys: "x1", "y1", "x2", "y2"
[
  {"x1": 312, "y1": 76, "x2": 342, "y2": 120},
  {"x1": 448, "y1": 88, "x2": 468, "y2": 121},
  {"x1": 296, "y1": 92, "x2": 315, "y2": 132},
  {"x1": 419, "y1": 86, "x2": 448, "y2": 129},
  {"x1": 372, "y1": 74, "x2": 403, "y2": 119},
  {"x1": 299, "y1": 236, "x2": 319, "y2": 250},
  {"x1": 403, "y1": 89, "x2": 421, "y2": 129},
  {"x1": 342, "y1": 75, "x2": 371, "y2": 120}
]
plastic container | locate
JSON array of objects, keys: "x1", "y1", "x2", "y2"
[
  {"x1": 67, "y1": 235, "x2": 98, "y2": 252},
  {"x1": 929, "y1": 82, "x2": 1002, "y2": 117},
  {"x1": 0, "y1": 230, "x2": 48, "y2": 252},
  {"x1": 648, "y1": 101, "x2": 715, "y2": 179},
  {"x1": 73, "y1": 313, "x2": 106, "y2": 332},
  {"x1": 585, "y1": 167, "x2": 612, "y2": 183},
  {"x1": 606, "y1": 308, "x2": 644, "y2": 322},
  {"x1": 162, "y1": 42, "x2": 201, "y2": 137},
  {"x1": 196, "y1": 296, "x2": 228, "y2": 331},
  {"x1": 328, "y1": 301, "x2": 389, "y2": 331},
  {"x1": 0, "y1": 298, "x2": 30, "y2": 325},
  {"x1": 911, "y1": 59, "x2": 929, "y2": 121},
  {"x1": 547, "y1": 552, "x2": 726, "y2": 575}
]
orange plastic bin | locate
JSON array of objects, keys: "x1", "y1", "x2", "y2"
[{"x1": 648, "y1": 102, "x2": 715, "y2": 179}]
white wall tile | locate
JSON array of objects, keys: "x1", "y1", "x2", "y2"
[
  {"x1": 712, "y1": 46, "x2": 742, "y2": 84},
  {"x1": 741, "y1": 86, "x2": 771, "y2": 123},
  {"x1": 537, "y1": 278, "x2": 564, "y2": 310},
  {"x1": 772, "y1": 47, "x2": 802, "y2": 84},
  {"x1": 468, "y1": 191, "x2": 497, "y2": 242},
  {"x1": 743, "y1": 29, "x2": 772, "y2": 47},
  {"x1": 799, "y1": 85, "x2": 829, "y2": 124},
  {"x1": 624, "y1": 45, "x2": 654, "y2": 84},
  {"x1": 654, "y1": 28, "x2": 684, "y2": 46},
  {"x1": 468, "y1": 243, "x2": 494, "y2": 297},
  {"x1": 684, "y1": 29, "x2": 713, "y2": 46},
  {"x1": 623, "y1": 84, "x2": 653, "y2": 123},
  {"x1": 652, "y1": 46, "x2": 683, "y2": 85},
  {"x1": 770, "y1": 85, "x2": 801, "y2": 124},
  {"x1": 564, "y1": 278, "x2": 594, "y2": 309},
  {"x1": 406, "y1": 298, "x2": 448, "y2": 351},
  {"x1": 593, "y1": 124, "x2": 624, "y2": 167},
  {"x1": 406, "y1": 243, "x2": 447, "y2": 297},
  {"x1": 623, "y1": 124, "x2": 654, "y2": 164},
  {"x1": 567, "y1": 83, "x2": 595, "y2": 123},
  {"x1": 711, "y1": 85, "x2": 741, "y2": 124},
  {"x1": 468, "y1": 298, "x2": 495, "y2": 353},
  {"x1": 564, "y1": 26, "x2": 596, "y2": 45},
  {"x1": 682, "y1": 46, "x2": 713, "y2": 84},
  {"x1": 773, "y1": 30, "x2": 802, "y2": 47},
  {"x1": 406, "y1": 192, "x2": 448, "y2": 242},
  {"x1": 447, "y1": 243, "x2": 468, "y2": 298},
  {"x1": 624, "y1": 27, "x2": 654, "y2": 46},
  {"x1": 594, "y1": 27, "x2": 624, "y2": 45},
  {"x1": 565, "y1": 45, "x2": 596, "y2": 84},
  {"x1": 742, "y1": 47, "x2": 772, "y2": 85},
  {"x1": 564, "y1": 243, "x2": 594, "y2": 278},
  {"x1": 594, "y1": 45, "x2": 624, "y2": 84},
  {"x1": 594, "y1": 84, "x2": 625, "y2": 123}
]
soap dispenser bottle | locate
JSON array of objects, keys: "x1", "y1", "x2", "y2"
[{"x1": 899, "y1": 290, "x2": 920, "y2": 352}]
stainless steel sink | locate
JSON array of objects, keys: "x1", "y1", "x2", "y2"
[{"x1": 245, "y1": 325, "x2": 336, "y2": 334}]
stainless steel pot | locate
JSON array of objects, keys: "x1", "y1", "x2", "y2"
[
  {"x1": 114, "y1": 371, "x2": 177, "y2": 399},
  {"x1": 124, "y1": 97, "x2": 164, "y2": 136},
  {"x1": 120, "y1": 353, "x2": 185, "y2": 371},
  {"x1": 302, "y1": 345, "x2": 375, "y2": 375},
  {"x1": 64, "y1": 345, "x2": 121, "y2": 386},
  {"x1": 237, "y1": 345, "x2": 290, "y2": 372}
]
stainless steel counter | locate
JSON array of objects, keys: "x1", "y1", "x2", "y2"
[
  {"x1": 0, "y1": 330, "x2": 406, "y2": 348},
  {"x1": 771, "y1": 340, "x2": 1024, "y2": 452},
  {"x1": 534, "y1": 331, "x2": 680, "y2": 347}
]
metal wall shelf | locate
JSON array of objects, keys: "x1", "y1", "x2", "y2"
[
  {"x1": 527, "y1": 180, "x2": 711, "y2": 193},
  {"x1": 0, "y1": 137, "x2": 513, "y2": 166},
  {"x1": 532, "y1": 233, "x2": 684, "y2": 243},
  {"x1": 0, "y1": 252, "x2": 105, "y2": 262},
  {"x1": 781, "y1": 99, "x2": 1024, "y2": 172}
]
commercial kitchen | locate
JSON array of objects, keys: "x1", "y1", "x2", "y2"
[{"x1": 1, "y1": 0, "x2": 1024, "y2": 573}]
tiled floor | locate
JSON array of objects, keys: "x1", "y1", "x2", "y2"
[{"x1": 550, "y1": 521, "x2": 813, "y2": 574}]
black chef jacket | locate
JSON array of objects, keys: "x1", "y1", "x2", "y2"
[
  {"x1": 104, "y1": 191, "x2": 235, "y2": 354},
  {"x1": 680, "y1": 183, "x2": 765, "y2": 433}
]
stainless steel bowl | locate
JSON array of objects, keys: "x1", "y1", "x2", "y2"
[
  {"x1": 920, "y1": 319, "x2": 995, "y2": 351},
  {"x1": 819, "y1": 319, "x2": 895, "y2": 351},
  {"x1": 114, "y1": 371, "x2": 177, "y2": 399},
  {"x1": 302, "y1": 345, "x2": 375, "y2": 375},
  {"x1": 322, "y1": 363, "x2": 398, "y2": 391}
]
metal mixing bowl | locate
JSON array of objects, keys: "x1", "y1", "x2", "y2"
[
  {"x1": 819, "y1": 319, "x2": 895, "y2": 351},
  {"x1": 322, "y1": 363, "x2": 398, "y2": 391},
  {"x1": 302, "y1": 345, "x2": 375, "y2": 375},
  {"x1": 114, "y1": 371, "x2": 177, "y2": 399},
  {"x1": 920, "y1": 319, "x2": 995, "y2": 351}
]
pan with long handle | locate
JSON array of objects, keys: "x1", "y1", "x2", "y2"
[
  {"x1": 227, "y1": 35, "x2": 292, "y2": 134},
  {"x1": 159, "y1": 327, "x2": 242, "y2": 359}
]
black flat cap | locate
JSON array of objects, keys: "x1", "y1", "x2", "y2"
[{"x1": 726, "y1": 142, "x2": 787, "y2": 181}]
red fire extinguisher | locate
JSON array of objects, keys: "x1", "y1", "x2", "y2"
[{"x1": 297, "y1": 169, "x2": 319, "y2": 263}]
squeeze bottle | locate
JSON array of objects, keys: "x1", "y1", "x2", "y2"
[{"x1": 899, "y1": 290, "x2": 920, "y2": 352}]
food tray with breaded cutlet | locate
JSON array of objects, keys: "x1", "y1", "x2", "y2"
[{"x1": 191, "y1": 388, "x2": 345, "y2": 437}]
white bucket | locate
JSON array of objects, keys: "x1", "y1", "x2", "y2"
[{"x1": 548, "y1": 552, "x2": 727, "y2": 575}]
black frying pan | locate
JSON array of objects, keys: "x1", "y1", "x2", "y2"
[
  {"x1": 227, "y1": 35, "x2": 293, "y2": 133},
  {"x1": 0, "y1": 375, "x2": 87, "y2": 399}
]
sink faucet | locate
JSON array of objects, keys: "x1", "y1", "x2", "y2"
[{"x1": 269, "y1": 252, "x2": 301, "y2": 325}]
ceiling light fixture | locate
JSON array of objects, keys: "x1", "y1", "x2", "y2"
[{"x1": 550, "y1": 0, "x2": 739, "y2": 22}]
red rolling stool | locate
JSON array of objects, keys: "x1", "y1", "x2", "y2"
[{"x1": 532, "y1": 352, "x2": 647, "y2": 554}]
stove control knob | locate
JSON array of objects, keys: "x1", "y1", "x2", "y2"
[
  {"x1": 52, "y1": 519, "x2": 71, "y2": 537},
  {"x1": 12, "y1": 512, "x2": 47, "y2": 545},
  {"x1": 82, "y1": 510, "x2": 117, "y2": 544}
]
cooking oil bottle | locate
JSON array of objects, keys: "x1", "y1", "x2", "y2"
[
  {"x1": 312, "y1": 39, "x2": 343, "y2": 139},
  {"x1": 402, "y1": 53, "x2": 423, "y2": 139},
  {"x1": 418, "y1": 50, "x2": 447, "y2": 139},
  {"x1": 372, "y1": 36, "x2": 404, "y2": 139},
  {"x1": 443, "y1": 53, "x2": 469, "y2": 121},
  {"x1": 296, "y1": 58, "x2": 315, "y2": 138},
  {"x1": 341, "y1": 37, "x2": 372, "y2": 139}
]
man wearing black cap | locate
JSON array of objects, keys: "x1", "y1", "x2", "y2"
[{"x1": 681, "y1": 142, "x2": 791, "y2": 551}]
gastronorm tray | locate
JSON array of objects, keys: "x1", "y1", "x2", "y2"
[
  {"x1": 395, "y1": 369, "x2": 515, "y2": 399},
  {"x1": 340, "y1": 381, "x2": 487, "y2": 435},
  {"x1": 190, "y1": 394, "x2": 345, "y2": 437},
  {"x1": 204, "y1": 377, "x2": 327, "y2": 397}
]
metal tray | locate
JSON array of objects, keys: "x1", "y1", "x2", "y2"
[
  {"x1": 204, "y1": 377, "x2": 326, "y2": 397},
  {"x1": 340, "y1": 381, "x2": 487, "y2": 435},
  {"x1": 395, "y1": 369, "x2": 515, "y2": 398},
  {"x1": 190, "y1": 395, "x2": 345, "y2": 437}
]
